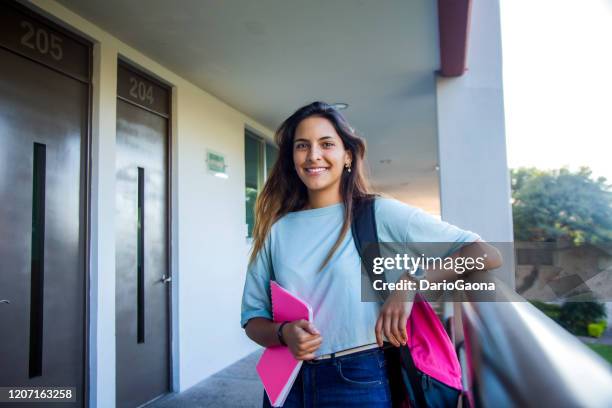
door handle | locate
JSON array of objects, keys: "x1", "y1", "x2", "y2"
[
  {"x1": 160, "y1": 275, "x2": 172, "y2": 284},
  {"x1": 0, "y1": 300, "x2": 10, "y2": 304}
]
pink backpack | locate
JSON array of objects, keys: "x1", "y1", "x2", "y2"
[{"x1": 406, "y1": 293, "x2": 462, "y2": 390}]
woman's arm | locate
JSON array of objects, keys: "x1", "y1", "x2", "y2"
[
  {"x1": 244, "y1": 317, "x2": 284, "y2": 347},
  {"x1": 375, "y1": 240, "x2": 502, "y2": 348},
  {"x1": 245, "y1": 317, "x2": 323, "y2": 360},
  {"x1": 423, "y1": 239, "x2": 503, "y2": 282}
]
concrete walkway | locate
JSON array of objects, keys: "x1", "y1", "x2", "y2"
[{"x1": 148, "y1": 350, "x2": 264, "y2": 408}]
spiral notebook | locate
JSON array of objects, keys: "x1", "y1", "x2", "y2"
[{"x1": 256, "y1": 281, "x2": 313, "y2": 407}]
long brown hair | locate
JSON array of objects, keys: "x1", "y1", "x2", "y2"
[{"x1": 249, "y1": 101, "x2": 376, "y2": 271}]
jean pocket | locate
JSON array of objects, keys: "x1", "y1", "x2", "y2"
[{"x1": 336, "y1": 355, "x2": 386, "y2": 387}]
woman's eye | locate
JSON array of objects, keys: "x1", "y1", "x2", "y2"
[
  {"x1": 322, "y1": 142, "x2": 334, "y2": 148},
  {"x1": 295, "y1": 143, "x2": 307, "y2": 149}
]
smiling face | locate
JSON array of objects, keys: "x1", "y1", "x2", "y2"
[{"x1": 293, "y1": 116, "x2": 352, "y2": 205}]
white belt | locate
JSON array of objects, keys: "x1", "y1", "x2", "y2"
[{"x1": 314, "y1": 343, "x2": 380, "y2": 360}]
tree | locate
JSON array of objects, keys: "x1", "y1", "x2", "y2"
[
  {"x1": 558, "y1": 301, "x2": 606, "y2": 336},
  {"x1": 511, "y1": 166, "x2": 612, "y2": 245}
]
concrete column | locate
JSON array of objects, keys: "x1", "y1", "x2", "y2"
[{"x1": 435, "y1": 0, "x2": 515, "y2": 286}]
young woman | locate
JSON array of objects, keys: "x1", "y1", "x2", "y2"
[{"x1": 241, "y1": 101, "x2": 502, "y2": 407}]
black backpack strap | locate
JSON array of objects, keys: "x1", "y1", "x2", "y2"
[
  {"x1": 351, "y1": 196, "x2": 389, "y2": 302},
  {"x1": 351, "y1": 196, "x2": 428, "y2": 408}
]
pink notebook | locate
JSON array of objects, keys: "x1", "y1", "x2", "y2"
[{"x1": 256, "y1": 281, "x2": 313, "y2": 407}]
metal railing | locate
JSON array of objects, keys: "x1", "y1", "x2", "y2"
[{"x1": 457, "y1": 276, "x2": 612, "y2": 408}]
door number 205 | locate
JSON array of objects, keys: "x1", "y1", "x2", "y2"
[{"x1": 20, "y1": 21, "x2": 63, "y2": 61}]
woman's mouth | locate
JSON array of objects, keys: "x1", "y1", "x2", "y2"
[{"x1": 304, "y1": 167, "x2": 329, "y2": 175}]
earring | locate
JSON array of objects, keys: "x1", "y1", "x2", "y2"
[{"x1": 345, "y1": 163, "x2": 352, "y2": 173}]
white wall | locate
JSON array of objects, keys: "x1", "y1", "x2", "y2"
[
  {"x1": 88, "y1": 40, "x2": 117, "y2": 408},
  {"x1": 27, "y1": 1, "x2": 272, "y2": 406},
  {"x1": 172, "y1": 83, "x2": 267, "y2": 391},
  {"x1": 435, "y1": 0, "x2": 515, "y2": 285}
]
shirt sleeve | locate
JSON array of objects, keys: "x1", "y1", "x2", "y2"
[
  {"x1": 375, "y1": 197, "x2": 482, "y2": 259},
  {"x1": 240, "y1": 234, "x2": 273, "y2": 328}
]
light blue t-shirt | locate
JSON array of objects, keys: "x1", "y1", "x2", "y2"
[{"x1": 240, "y1": 197, "x2": 481, "y2": 356}]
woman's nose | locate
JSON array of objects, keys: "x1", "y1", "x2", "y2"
[{"x1": 307, "y1": 145, "x2": 322, "y2": 161}]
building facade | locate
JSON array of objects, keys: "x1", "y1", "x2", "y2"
[{"x1": 0, "y1": 1, "x2": 513, "y2": 407}]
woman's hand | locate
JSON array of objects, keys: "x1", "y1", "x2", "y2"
[
  {"x1": 375, "y1": 288, "x2": 414, "y2": 347},
  {"x1": 282, "y1": 320, "x2": 323, "y2": 360}
]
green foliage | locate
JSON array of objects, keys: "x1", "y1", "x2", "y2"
[
  {"x1": 558, "y1": 301, "x2": 607, "y2": 336},
  {"x1": 597, "y1": 319, "x2": 608, "y2": 331},
  {"x1": 511, "y1": 166, "x2": 612, "y2": 245},
  {"x1": 588, "y1": 322, "x2": 606, "y2": 338}
]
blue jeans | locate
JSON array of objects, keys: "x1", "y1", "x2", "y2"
[{"x1": 262, "y1": 347, "x2": 392, "y2": 408}]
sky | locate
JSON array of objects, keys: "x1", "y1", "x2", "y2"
[{"x1": 499, "y1": 0, "x2": 612, "y2": 184}]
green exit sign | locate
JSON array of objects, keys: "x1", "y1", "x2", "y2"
[{"x1": 207, "y1": 150, "x2": 228, "y2": 178}]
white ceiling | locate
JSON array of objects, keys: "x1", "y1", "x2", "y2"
[{"x1": 57, "y1": 0, "x2": 442, "y2": 212}]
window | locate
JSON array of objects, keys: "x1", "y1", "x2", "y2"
[{"x1": 245, "y1": 130, "x2": 278, "y2": 238}]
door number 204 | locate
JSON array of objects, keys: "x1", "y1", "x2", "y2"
[{"x1": 129, "y1": 77, "x2": 155, "y2": 105}]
